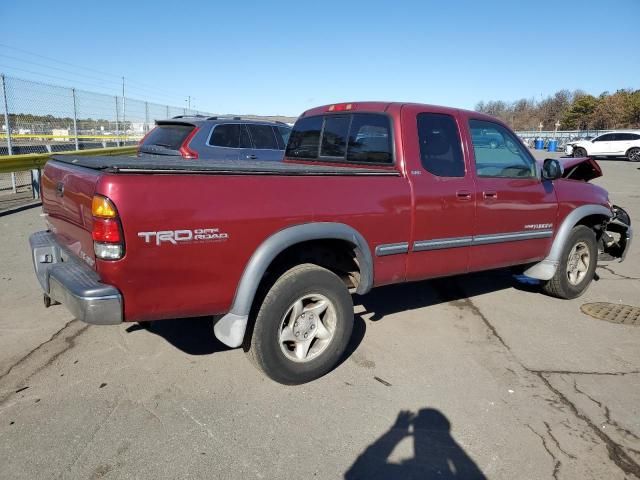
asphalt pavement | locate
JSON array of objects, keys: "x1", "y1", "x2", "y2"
[{"x1": 0, "y1": 152, "x2": 638, "y2": 479}]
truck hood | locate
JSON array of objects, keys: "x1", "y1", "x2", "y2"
[{"x1": 559, "y1": 156, "x2": 602, "y2": 181}]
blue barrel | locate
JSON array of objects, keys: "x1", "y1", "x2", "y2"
[
  {"x1": 547, "y1": 139, "x2": 557, "y2": 152},
  {"x1": 535, "y1": 138, "x2": 544, "y2": 150}
]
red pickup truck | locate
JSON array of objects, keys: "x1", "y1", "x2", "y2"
[{"x1": 30, "y1": 102, "x2": 632, "y2": 384}]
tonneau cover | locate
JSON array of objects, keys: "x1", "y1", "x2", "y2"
[{"x1": 51, "y1": 155, "x2": 399, "y2": 176}]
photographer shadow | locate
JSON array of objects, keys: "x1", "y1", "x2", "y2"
[{"x1": 345, "y1": 408, "x2": 486, "y2": 480}]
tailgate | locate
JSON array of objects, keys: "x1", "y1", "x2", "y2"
[{"x1": 41, "y1": 160, "x2": 100, "y2": 268}]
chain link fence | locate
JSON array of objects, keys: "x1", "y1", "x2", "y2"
[
  {"x1": 0, "y1": 74, "x2": 214, "y2": 156},
  {"x1": 0, "y1": 74, "x2": 216, "y2": 211}
]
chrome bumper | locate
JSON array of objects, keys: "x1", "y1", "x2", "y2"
[{"x1": 29, "y1": 231, "x2": 123, "y2": 325}]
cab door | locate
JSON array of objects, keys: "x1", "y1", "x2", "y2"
[
  {"x1": 590, "y1": 133, "x2": 615, "y2": 155},
  {"x1": 402, "y1": 105, "x2": 476, "y2": 281},
  {"x1": 465, "y1": 118, "x2": 558, "y2": 271}
]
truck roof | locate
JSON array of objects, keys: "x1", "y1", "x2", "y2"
[{"x1": 301, "y1": 101, "x2": 499, "y2": 123}]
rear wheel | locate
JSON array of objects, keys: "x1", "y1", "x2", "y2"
[
  {"x1": 573, "y1": 147, "x2": 587, "y2": 158},
  {"x1": 542, "y1": 225, "x2": 597, "y2": 299},
  {"x1": 246, "y1": 263, "x2": 353, "y2": 385},
  {"x1": 627, "y1": 147, "x2": 640, "y2": 162}
]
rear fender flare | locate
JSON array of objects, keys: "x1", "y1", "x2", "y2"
[
  {"x1": 524, "y1": 204, "x2": 612, "y2": 280},
  {"x1": 214, "y1": 222, "x2": 373, "y2": 347}
]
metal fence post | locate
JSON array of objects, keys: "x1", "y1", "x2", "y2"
[
  {"x1": 72, "y1": 88, "x2": 79, "y2": 150},
  {"x1": 1, "y1": 74, "x2": 17, "y2": 193},
  {"x1": 114, "y1": 96, "x2": 120, "y2": 147},
  {"x1": 122, "y1": 77, "x2": 126, "y2": 142},
  {"x1": 1, "y1": 74, "x2": 12, "y2": 156},
  {"x1": 31, "y1": 169, "x2": 41, "y2": 200}
]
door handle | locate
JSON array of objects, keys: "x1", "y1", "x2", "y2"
[
  {"x1": 246, "y1": 154, "x2": 257, "y2": 160},
  {"x1": 483, "y1": 190, "x2": 498, "y2": 200},
  {"x1": 456, "y1": 190, "x2": 472, "y2": 201}
]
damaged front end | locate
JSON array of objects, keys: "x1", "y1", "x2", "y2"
[{"x1": 600, "y1": 205, "x2": 633, "y2": 262}]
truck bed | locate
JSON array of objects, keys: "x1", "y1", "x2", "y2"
[{"x1": 51, "y1": 155, "x2": 400, "y2": 176}]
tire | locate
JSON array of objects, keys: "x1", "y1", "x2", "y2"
[
  {"x1": 573, "y1": 147, "x2": 587, "y2": 158},
  {"x1": 246, "y1": 263, "x2": 354, "y2": 385},
  {"x1": 627, "y1": 147, "x2": 640, "y2": 162},
  {"x1": 542, "y1": 225, "x2": 597, "y2": 299}
]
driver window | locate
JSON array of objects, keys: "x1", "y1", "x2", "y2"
[
  {"x1": 469, "y1": 119, "x2": 536, "y2": 178},
  {"x1": 594, "y1": 134, "x2": 613, "y2": 142}
]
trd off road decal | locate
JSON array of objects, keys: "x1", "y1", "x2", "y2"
[
  {"x1": 138, "y1": 228, "x2": 229, "y2": 246},
  {"x1": 523, "y1": 223, "x2": 553, "y2": 230}
]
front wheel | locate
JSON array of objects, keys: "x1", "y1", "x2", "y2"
[
  {"x1": 542, "y1": 225, "x2": 597, "y2": 299},
  {"x1": 627, "y1": 147, "x2": 640, "y2": 162},
  {"x1": 246, "y1": 263, "x2": 354, "y2": 385},
  {"x1": 573, "y1": 147, "x2": 587, "y2": 158}
]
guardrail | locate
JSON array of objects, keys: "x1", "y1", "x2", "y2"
[
  {"x1": 0, "y1": 146, "x2": 137, "y2": 174},
  {"x1": 0, "y1": 134, "x2": 143, "y2": 141}
]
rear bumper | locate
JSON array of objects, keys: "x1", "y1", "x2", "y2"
[{"x1": 29, "y1": 231, "x2": 123, "y2": 325}]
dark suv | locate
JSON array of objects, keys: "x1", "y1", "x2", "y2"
[{"x1": 138, "y1": 116, "x2": 292, "y2": 161}]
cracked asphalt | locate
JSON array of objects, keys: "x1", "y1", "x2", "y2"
[{"x1": 1, "y1": 154, "x2": 638, "y2": 479}]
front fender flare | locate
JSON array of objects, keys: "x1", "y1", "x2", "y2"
[
  {"x1": 524, "y1": 204, "x2": 612, "y2": 280},
  {"x1": 214, "y1": 222, "x2": 373, "y2": 348}
]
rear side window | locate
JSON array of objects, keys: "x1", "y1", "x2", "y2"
[
  {"x1": 417, "y1": 113, "x2": 465, "y2": 177},
  {"x1": 143, "y1": 124, "x2": 194, "y2": 150},
  {"x1": 247, "y1": 125, "x2": 279, "y2": 149},
  {"x1": 209, "y1": 124, "x2": 251, "y2": 148},
  {"x1": 616, "y1": 133, "x2": 640, "y2": 141},
  {"x1": 348, "y1": 115, "x2": 393, "y2": 163},
  {"x1": 286, "y1": 113, "x2": 393, "y2": 164}
]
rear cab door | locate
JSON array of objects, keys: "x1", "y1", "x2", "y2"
[
  {"x1": 612, "y1": 133, "x2": 638, "y2": 155},
  {"x1": 463, "y1": 114, "x2": 558, "y2": 271},
  {"x1": 401, "y1": 104, "x2": 476, "y2": 280}
]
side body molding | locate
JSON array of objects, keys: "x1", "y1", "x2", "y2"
[
  {"x1": 524, "y1": 204, "x2": 612, "y2": 280},
  {"x1": 214, "y1": 222, "x2": 374, "y2": 347}
]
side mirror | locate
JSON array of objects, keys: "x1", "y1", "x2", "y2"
[{"x1": 542, "y1": 158, "x2": 563, "y2": 180}]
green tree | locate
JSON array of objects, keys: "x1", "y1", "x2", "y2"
[{"x1": 561, "y1": 95, "x2": 599, "y2": 129}]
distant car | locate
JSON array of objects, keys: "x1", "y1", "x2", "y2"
[
  {"x1": 565, "y1": 131, "x2": 640, "y2": 162},
  {"x1": 138, "y1": 116, "x2": 292, "y2": 161}
]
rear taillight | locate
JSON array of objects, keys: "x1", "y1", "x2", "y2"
[
  {"x1": 92, "y1": 218, "x2": 121, "y2": 242},
  {"x1": 92, "y1": 195, "x2": 124, "y2": 260},
  {"x1": 179, "y1": 127, "x2": 200, "y2": 159}
]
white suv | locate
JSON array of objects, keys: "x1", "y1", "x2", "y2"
[{"x1": 566, "y1": 131, "x2": 640, "y2": 162}]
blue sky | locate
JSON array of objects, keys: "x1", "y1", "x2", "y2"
[{"x1": 1, "y1": 0, "x2": 638, "y2": 116}]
